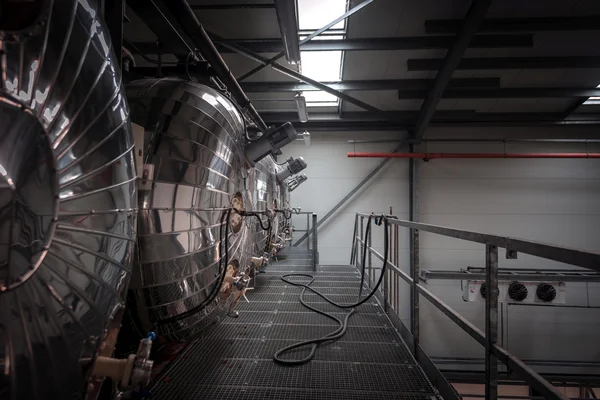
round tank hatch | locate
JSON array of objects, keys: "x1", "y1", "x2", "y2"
[{"x1": 0, "y1": 101, "x2": 58, "y2": 291}]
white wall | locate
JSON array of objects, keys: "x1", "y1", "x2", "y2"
[
  {"x1": 281, "y1": 131, "x2": 410, "y2": 265},
  {"x1": 417, "y1": 139, "x2": 600, "y2": 374},
  {"x1": 281, "y1": 127, "x2": 600, "y2": 375}
]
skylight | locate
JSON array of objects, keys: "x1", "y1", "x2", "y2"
[
  {"x1": 298, "y1": 0, "x2": 347, "y2": 31},
  {"x1": 297, "y1": 0, "x2": 347, "y2": 108},
  {"x1": 582, "y1": 83, "x2": 600, "y2": 105}
]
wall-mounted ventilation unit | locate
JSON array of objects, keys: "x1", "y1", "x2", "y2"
[
  {"x1": 508, "y1": 282, "x2": 528, "y2": 301},
  {"x1": 463, "y1": 280, "x2": 565, "y2": 304}
]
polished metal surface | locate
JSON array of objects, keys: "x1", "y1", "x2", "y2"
[
  {"x1": 127, "y1": 78, "x2": 255, "y2": 340},
  {"x1": 277, "y1": 179, "x2": 292, "y2": 246},
  {"x1": 251, "y1": 157, "x2": 277, "y2": 255},
  {"x1": 0, "y1": 1, "x2": 137, "y2": 399}
]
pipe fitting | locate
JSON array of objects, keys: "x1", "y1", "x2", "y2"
[{"x1": 91, "y1": 334, "x2": 154, "y2": 391}]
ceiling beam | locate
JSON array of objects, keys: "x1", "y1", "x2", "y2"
[
  {"x1": 237, "y1": 78, "x2": 500, "y2": 92},
  {"x1": 210, "y1": 31, "x2": 389, "y2": 117},
  {"x1": 397, "y1": 87, "x2": 600, "y2": 99},
  {"x1": 412, "y1": 0, "x2": 492, "y2": 142},
  {"x1": 190, "y1": 3, "x2": 275, "y2": 11},
  {"x1": 128, "y1": 34, "x2": 533, "y2": 55},
  {"x1": 189, "y1": 4, "x2": 275, "y2": 10},
  {"x1": 236, "y1": 0, "x2": 375, "y2": 81},
  {"x1": 260, "y1": 111, "x2": 600, "y2": 131},
  {"x1": 562, "y1": 98, "x2": 591, "y2": 119},
  {"x1": 425, "y1": 16, "x2": 600, "y2": 34},
  {"x1": 408, "y1": 56, "x2": 600, "y2": 71}
]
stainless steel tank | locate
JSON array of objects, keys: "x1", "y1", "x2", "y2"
[
  {"x1": 251, "y1": 157, "x2": 278, "y2": 258},
  {"x1": 276, "y1": 178, "x2": 293, "y2": 249},
  {"x1": 0, "y1": 1, "x2": 137, "y2": 399},
  {"x1": 126, "y1": 78, "x2": 254, "y2": 340}
]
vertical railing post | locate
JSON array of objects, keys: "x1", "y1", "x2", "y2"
[
  {"x1": 359, "y1": 216, "x2": 364, "y2": 281},
  {"x1": 306, "y1": 213, "x2": 310, "y2": 250},
  {"x1": 350, "y1": 213, "x2": 358, "y2": 265},
  {"x1": 312, "y1": 213, "x2": 318, "y2": 271},
  {"x1": 383, "y1": 222, "x2": 389, "y2": 312},
  {"x1": 394, "y1": 223, "x2": 399, "y2": 312},
  {"x1": 411, "y1": 228, "x2": 420, "y2": 355},
  {"x1": 368, "y1": 218, "x2": 373, "y2": 288},
  {"x1": 485, "y1": 244, "x2": 499, "y2": 400},
  {"x1": 409, "y1": 145, "x2": 420, "y2": 356}
]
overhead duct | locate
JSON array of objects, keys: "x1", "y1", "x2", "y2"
[
  {"x1": 0, "y1": 1, "x2": 138, "y2": 399},
  {"x1": 245, "y1": 122, "x2": 298, "y2": 165},
  {"x1": 288, "y1": 174, "x2": 308, "y2": 191},
  {"x1": 274, "y1": 0, "x2": 302, "y2": 64},
  {"x1": 348, "y1": 152, "x2": 600, "y2": 159},
  {"x1": 276, "y1": 157, "x2": 308, "y2": 183}
]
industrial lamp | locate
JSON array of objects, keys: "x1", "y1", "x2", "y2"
[{"x1": 295, "y1": 92, "x2": 308, "y2": 122}]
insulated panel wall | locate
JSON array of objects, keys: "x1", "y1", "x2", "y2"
[{"x1": 417, "y1": 140, "x2": 600, "y2": 375}]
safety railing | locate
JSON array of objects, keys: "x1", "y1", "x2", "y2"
[
  {"x1": 291, "y1": 211, "x2": 319, "y2": 271},
  {"x1": 350, "y1": 212, "x2": 600, "y2": 400}
]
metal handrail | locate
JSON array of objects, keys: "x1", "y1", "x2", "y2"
[
  {"x1": 350, "y1": 212, "x2": 600, "y2": 400},
  {"x1": 355, "y1": 212, "x2": 600, "y2": 270}
]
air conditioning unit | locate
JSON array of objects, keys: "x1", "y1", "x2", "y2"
[{"x1": 462, "y1": 280, "x2": 565, "y2": 304}]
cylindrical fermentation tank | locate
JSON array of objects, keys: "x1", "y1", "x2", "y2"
[
  {"x1": 0, "y1": 1, "x2": 137, "y2": 399},
  {"x1": 126, "y1": 78, "x2": 258, "y2": 340}
]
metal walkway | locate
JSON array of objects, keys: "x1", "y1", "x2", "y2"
[{"x1": 150, "y1": 248, "x2": 440, "y2": 400}]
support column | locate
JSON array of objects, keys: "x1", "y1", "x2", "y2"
[
  {"x1": 409, "y1": 145, "x2": 420, "y2": 355},
  {"x1": 312, "y1": 213, "x2": 318, "y2": 271},
  {"x1": 368, "y1": 218, "x2": 373, "y2": 287},
  {"x1": 485, "y1": 244, "x2": 499, "y2": 400}
]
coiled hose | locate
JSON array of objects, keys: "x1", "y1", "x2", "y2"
[{"x1": 273, "y1": 214, "x2": 389, "y2": 365}]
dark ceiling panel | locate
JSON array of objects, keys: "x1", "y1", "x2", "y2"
[
  {"x1": 397, "y1": 88, "x2": 600, "y2": 99},
  {"x1": 426, "y1": 16, "x2": 600, "y2": 33},
  {"x1": 408, "y1": 57, "x2": 600, "y2": 71}
]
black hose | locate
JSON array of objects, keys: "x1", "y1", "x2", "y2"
[
  {"x1": 273, "y1": 214, "x2": 388, "y2": 365},
  {"x1": 155, "y1": 208, "x2": 232, "y2": 326},
  {"x1": 154, "y1": 207, "x2": 275, "y2": 326},
  {"x1": 237, "y1": 210, "x2": 271, "y2": 231},
  {"x1": 276, "y1": 208, "x2": 292, "y2": 220}
]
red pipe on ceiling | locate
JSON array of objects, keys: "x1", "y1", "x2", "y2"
[{"x1": 347, "y1": 152, "x2": 600, "y2": 159}]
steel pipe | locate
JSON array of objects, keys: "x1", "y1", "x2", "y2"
[
  {"x1": 348, "y1": 152, "x2": 600, "y2": 159},
  {"x1": 155, "y1": 0, "x2": 269, "y2": 133}
]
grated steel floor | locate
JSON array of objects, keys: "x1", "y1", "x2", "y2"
[{"x1": 150, "y1": 248, "x2": 440, "y2": 400}]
